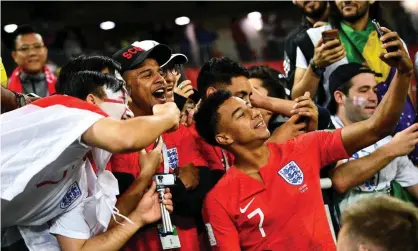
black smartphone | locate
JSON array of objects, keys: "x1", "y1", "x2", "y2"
[
  {"x1": 174, "y1": 93, "x2": 187, "y2": 110},
  {"x1": 371, "y1": 19, "x2": 398, "y2": 53}
]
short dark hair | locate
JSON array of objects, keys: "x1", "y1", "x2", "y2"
[
  {"x1": 56, "y1": 55, "x2": 122, "y2": 94},
  {"x1": 56, "y1": 70, "x2": 124, "y2": 100},
  {"x1": 247, "y1": 65, "x2": 287, "y2": 99},
  {"x1": 197, "y1": 57, "x2": 250, "y2": 98},
  {"x1": 328, "y1": 79, "x2": 353, "y2": 115},
  {"x1": 13, "y1": 24, "x2": 40, "y2": 50},
  {"x1": 194, "y1": 90, "x2": 232, "y2": 146},
  {"x1": 341, "y1": 196, "x2": 418, "y2": 251}
]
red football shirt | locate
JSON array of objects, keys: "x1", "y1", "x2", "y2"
[
  {"x1": 202, "y1": 129, "x2": 349, "y2": 251},
  {"x1": 111, "y1": 124, "x2": 206, "y2": 251}
]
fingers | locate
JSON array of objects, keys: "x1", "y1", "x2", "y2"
[
  {"x1": 288, "y1": 114, "x2": 301, "y2": 123},
  {"x1": 186, "y1": 109, "x2": 194, "y2": 126},
  {"x1": 182, "y1": 85, "x2": 194, "y2": 94},
  {"x1": 382, "y1": 40, "x2": 402, "y2": 50},
  {"x1": 323, "y1": 39, "x2": 341, "y2": 50},
  {"x1": 177, "y1": 80, "x2": 192, "y2": 88},
  {"x1": 146, "y1": 181, "x2": 157, "y2": 196},
  {"x1": 303, "y1": 92, "x2": 310, "y2": 98},
  {"x1": 295, "y1": 121, "x2": 307, "y2": 130},
  {"x1": 139, "y1": 149, "x2": 147, "y2": 156},
  {"x1": 315, "y1": 38, "x2": 324, "y2": 48},
  {"x1": 405, "y1": 123, "x2": 418, "y2": 133},
  {"x1": 380, "y1": 28, "x2": 399, "y2": 43},
  {"x1": 293, "y1": 100, "x2": 314, "y2": 109},
  {"x1": 382, "y1": 50, "x2": 403, "y2": 59}
]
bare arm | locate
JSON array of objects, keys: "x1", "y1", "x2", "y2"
[
  {"x1": 57, "y1": 216, "x2": 143, "y2": 251},
  {"x1": 292, "y1": 39, "x2": 346, "y2": 99},
  {"x1": 82, "y1": 102, "x2": 180, "y2": 154},
  {"x1": 332, "y1": 123, "x2": 418, "y2": 193},
  {"x1": 292, "y1": 66, "x2": 321, "y2": 99},
  {"x1": 330, "y1": 147, "x2": 396, "y2": 194},
  {"x1": 341, "y1": 28, "x2": 413, "y2": 155},
  {"x1": 108, "y1": 139, "x2": 163, "y2": 228},
  {"x1": 56, "y1": 182, "x2": 173, "y2": 251}
]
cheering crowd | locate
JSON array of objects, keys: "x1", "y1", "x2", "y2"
[{"x1": 2, "y1": 1, "x2": 418, "y2": 251}]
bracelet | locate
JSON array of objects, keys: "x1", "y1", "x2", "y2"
[{"x1": 11, "y1": 91, "x2": 27, "y2": 108}]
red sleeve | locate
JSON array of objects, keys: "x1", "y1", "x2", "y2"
[
  {"x1": 297, "y1": 128, "x2": 349, "y2": 168},
  {"x1": 178, "y1": 126, "x2": 208, "y2": 167},
  {"x1": 109, "y1": 153, "x2": 140, "y2": 178},
  {"x1": 202, "y1": 193, "x2": 241, "y2": 251},
  {"x1": 316, "y1": 128, "x2": 349, "y2": 166}
]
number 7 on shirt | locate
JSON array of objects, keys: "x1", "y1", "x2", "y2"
[{"x1": 247, "y1": 208, "x2": 266, "y2": 237}]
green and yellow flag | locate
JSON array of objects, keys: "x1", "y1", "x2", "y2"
[{"x1": 339, "y1": 20, "x2": 391, "y2": 84}]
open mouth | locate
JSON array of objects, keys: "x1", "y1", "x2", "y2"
[
  {"x1": 254, "y1": 120, "x2": 266, "y2": 129},
  {"x1": 152, "y1": 87, "x2": 167, "y2": 103}
]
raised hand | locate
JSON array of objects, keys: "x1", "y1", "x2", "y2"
[
  {"x1": 268, "y1": 114, "x2": 307, "y2": 143},
  {"x1": 153, "y1": 102, "x2": 180, "y2": 131},
  {"x1": 385, "y1": 123, "x2": 418, "y2": 157},
  {"x1": 290, "y1": 92, "x2": 318, "y2": 132},
  {"x1": 175, "y1": 80, "x2": 195, "y2": 99},
  {"x1": 379, "y1": 27, "x2": 413, "y2": 74},
  {"x1": 313, "y1": 38, "x2": 346, "y2": 68},
  {"x1": 131, "y1": 182, "x2": 173, "y2": 226},
  {"x1": 139, "y1": 136, "x2": 163, "y2": 178}
]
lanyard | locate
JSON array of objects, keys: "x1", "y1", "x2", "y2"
[
  {"x1": 221, "y1": 149, "x2": 230, "y2": 171},
  {"x1": 161, "y1": 139, "x2": 170, "y2": 174}
]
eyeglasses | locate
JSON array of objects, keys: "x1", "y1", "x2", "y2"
[
  {"x1": 16, "y1": 44, "x2": 45, "y2": 54},
  {"x1": 159, "y1": 64, "x2": 181, "y2": 78}
]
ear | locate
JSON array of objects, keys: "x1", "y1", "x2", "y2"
[
  {"x1": 206, "y1": 86, "x2": 217, "y2": 98},
  {"x1": 12, "y1": 51, "x2": 18, "y2": 64},
  {"x1": 215, "y1": 133, "x2": 234, "y2": 146},
  {"x1": 86, "y1": 93, "x2": 100, "y2": 105},
  {"x1": 334, "y1": 91, "x2": 346, "y2": 106}
]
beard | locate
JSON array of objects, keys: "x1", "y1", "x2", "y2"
[
  {"x1": 341, "y1": 3, "x2": 370, "y2": 23},
  {"x1": 303, "y1": 1, "x2": 328, "y2": 19}
]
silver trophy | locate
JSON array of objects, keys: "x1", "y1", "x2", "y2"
[{"x1": 152, "y1": 173, "x2": 176, "y2": 235}]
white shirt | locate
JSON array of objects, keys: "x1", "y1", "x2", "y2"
[
  {"x1": 1, "y1": 138, "x2": 90, "y2": 228},
  {"x1": 331, "y1": 116, "x2": 418, "y2": 211}
]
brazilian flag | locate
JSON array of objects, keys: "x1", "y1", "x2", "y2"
[{"x1": 339, "y1": 20, "x2": 392, "y2": 84}]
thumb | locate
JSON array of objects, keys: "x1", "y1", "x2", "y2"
[
  {"x1": 139, "y1": 149, "x2": 147, "y2": 156},
  {"x1": 304, "y1": 92, "x2": 310, "y2": 98},
  {"x1": 145, "y1": 181, "x2": 157, "y2": 197}
]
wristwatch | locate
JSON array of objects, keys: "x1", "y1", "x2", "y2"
[
  {"x1": 309, "y1": 58, "x2": 325, "y2": 76},
  {"x1": 12, "y1": 91, "x2": 29, "y2": 108}
]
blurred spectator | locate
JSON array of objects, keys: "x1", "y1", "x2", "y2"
[
  {"x1": 262, "y1": 13, "x2": 286, "y2": 60},
  {"x1": 231, "y1": 17, "x2": 253, "y2": 62},
  {"x1": 328, "y1": 63, "x2": 418, "y2": 215},
  {"x1": 337, "y1": 196, "x2": 418, "y2": 251},
  {"x1": 284, "y1": 0, "x2": 329, "y2": 94},
  {"x1": 195, "y1": 22, "x2": 218, "y2": 64},
  {"x1": 1, "y1": 57, "x2": 7, "y2": 87},
  {"x1": 8, "y1": 25, "x2": 56, "y2": 97}
]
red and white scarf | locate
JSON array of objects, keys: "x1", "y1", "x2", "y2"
[{"x1": 8, "y1": 66, "x2": 56, "y2": 95}]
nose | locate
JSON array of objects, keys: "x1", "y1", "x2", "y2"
[{"x1": 251, "y1": 107, "x2": 262, "y2": 119}]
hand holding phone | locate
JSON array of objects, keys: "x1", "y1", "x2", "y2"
[{"x1": 372, "y1": 19, "x2": 399, "y2": 53}]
